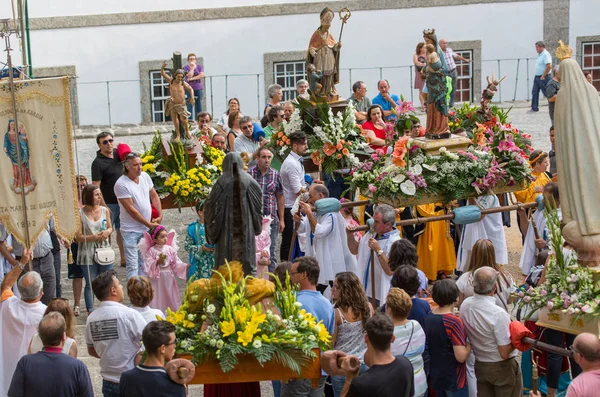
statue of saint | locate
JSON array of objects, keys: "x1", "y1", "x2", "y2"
[
  {"x1": 423, "y1": 29, "x2": 450, "y2": 138},
  {"x1": 204, "y1": 152, "x2": 263, "y2": 275},
  {"x1": 554, "y1": 56, "x2": 600, "y2": 265},
  {"x1": 306, "y1": 8, "x2": 342, "y2": 100},
  {"x1": 161, "y1": 61, "x2": 195, "y2": 141}
]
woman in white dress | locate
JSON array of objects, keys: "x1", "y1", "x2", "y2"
[{"x1": 28, "y1": 298, "x2": 78, "y2": 357}]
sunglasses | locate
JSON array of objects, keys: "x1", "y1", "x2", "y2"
[
  {"x1": 124, "y1": 152, "x2": 140, "y2": 160},
  {"x1": 101, "y1": 139, "x2": 114, "y2": 145}
]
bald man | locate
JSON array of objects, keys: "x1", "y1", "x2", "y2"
[
  {"x1": 0, "y1": 249, "x2": 48, "y2": 397},
  {"x1": 460, "y1": 266, "x2": 521, "y2": 397},
  {"x1": 295, "y1": 185, "x2": 357, "y2": 291},
  {"x1": 372, "y1": 80, "x2": 400, "y2": 121}
]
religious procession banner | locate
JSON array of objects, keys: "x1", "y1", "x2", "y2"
[{"x1": 0, "y1": 77, "x2": 79, "y2": 246}]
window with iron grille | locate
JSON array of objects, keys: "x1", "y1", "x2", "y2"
[
  {"x1": 582, "y1": 42, "x2": 600, "y2": 91},
  {"x1": 150, "y1": 70, "x2": 171, "y2": 122},
  {"x1": 454, "y1": 50, "x2": 473, "y2": 103},
  {"x1": 273, "y1": 61, "x2": 306, "y2": 101}
]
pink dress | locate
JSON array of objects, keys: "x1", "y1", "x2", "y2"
[
  {"x1": 255, "y1": 217, "x2": 272, "y2": 280},
  {"x1": 142, "y1": 244, "x2": 188, "y2": 313}
]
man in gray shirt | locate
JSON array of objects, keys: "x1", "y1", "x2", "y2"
[
  {"x1": 346, "y1": 81, "x2": 371, "y2": 124},
  {"x1": 234, "y1": 116, "x2": 263, "y2": 159},
  {"x1": 0, "y1": 222, "x2": 55, "y2": 304}
]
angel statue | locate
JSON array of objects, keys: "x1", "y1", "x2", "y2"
[{"x1": 139, "y1": 225, "x2": 189, "y2": 313}]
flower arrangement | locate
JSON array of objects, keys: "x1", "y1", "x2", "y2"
[
  {"x1": 391, "y1": 97, "x2": 421, "y2": 140},
  {"x1": 267, "y1": 97, "x2": 369, "y2": 174},
  {"x1": 167, "y1": 262, "x2": 331, "y2": 374},
  {"x1": 518, "y1": 202, "x2": 600, "y2": 320},
  {"x1": 448, "y1": 103, "x2": 512, "y2": 135},
  {"x1": 140, "y1": 131, "x2": 223, "y2": 207},
  {"x1": 349, "y1": 119, "x2": 533, "y2": 204}
]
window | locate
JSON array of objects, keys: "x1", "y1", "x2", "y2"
[
  {"x1": 582, "y1": 42, "x2": 600, "y2": 91},
  {"x1": 150, "y1": 71, "x2": 170, "y2": 122},
  {"x1": 273, "y1": 60, "x2": 306, "y2": 101},
  {"x1": 454, "y1": 50, "x2": 473, "y2": 103}
]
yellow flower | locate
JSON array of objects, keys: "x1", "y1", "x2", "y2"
[
  {"x1": 316, "y1": 320, "x2": 331, "y2": 344},
  {"x1": 234, "y1": 307, "x2": 249, "y2": 325},
  {"x1": 220, "y1": 318, "x2": 236, "y2": 337},
  {"x1": 182, "y1": 320, "x2": 195, "y2": 329},
  {"x1": 237, "y1": 328, "x2": 255, "y2": 346}
]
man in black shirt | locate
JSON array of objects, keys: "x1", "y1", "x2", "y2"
[
  {"x1": 325, "y1": 314, "x2": 415, "y2": 397},
  {"x1": 119, "y1": 321, "x2": 185, "y2": 397},
  {"x1": 91, "y1": 131, "x2": 125, "y2": 266}
]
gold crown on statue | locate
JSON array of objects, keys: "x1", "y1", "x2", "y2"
[{"x1": 555, "y1": 40, "x2": 573, "y2": 61}]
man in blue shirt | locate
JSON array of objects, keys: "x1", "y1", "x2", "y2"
[
  {"x1": 530, "y1": 41, "x2": 552, "y2": 112},
  {"x1": 8, "y1": 312, "x2": 93, "y2": 397},
  {"x1": 372, "y1": 80, "x2": 400, "y2": 121},
  {"x1": 281, "y1": 256, "x2": 334, "y2": 397}
]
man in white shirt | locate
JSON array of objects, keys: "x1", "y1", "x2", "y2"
[
  {"x1": 280, "y1": 131, "x2": 309, "y2": 261},
  {"x1": 85, "y1": 269, "x2": 146, "y2": 397},
  {"x1": 295, "y1": 184, "x2": 357, "y2": 291},
  {"x1": 347, "y1": 204, "x2": 400, "y2": 305},
  {"x1": 114, "y1": 152, "x2": 162, "y2": 279},
  {"x1": 460, "y1": 267, "x2": 521, "y2": 397},
  {"x1": 0, "y1": 249, "x2": 45, "y2": 397},
  {"x1": 439, "y1": 39, "x2": 471, "y2": 108}
]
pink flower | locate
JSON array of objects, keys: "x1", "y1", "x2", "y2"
[
  {"x1": 540, "y1": 290, "x2": 548, "y2": 296},
  {"x1": 396, "y1": 100, "x2": 416, "y2": 115},
  {"x1": 546, "y1": 301, "x2": 554, "y2": 310},
  {"x1": 371, "y1": 153, "x2": 380, "y2": 161},
  {"x1": 368, "y1": 184, "x2": 377, "y2": 193}
]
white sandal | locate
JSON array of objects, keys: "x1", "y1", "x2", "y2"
[{"x1": 73, "y1": 306, "x2": 80, "y2": 316}]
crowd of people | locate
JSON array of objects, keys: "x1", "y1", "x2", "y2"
[{"x1": 0, "y1": 44, "x2": 598, "y2": 397}]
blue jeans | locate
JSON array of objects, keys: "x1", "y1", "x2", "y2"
[
  {"x1": 186, "y1": 88, "x2": 203, "y2": 120},
  {"x1": 106, "y1": 203, "x2": 120, "y2": 230},
  {"x1": 102, "y1": 379, "x2": 120, "y2": 397},
  {"x1": 269, "y1": 218, "x2": 279, "y2": 272},
  {"x1": 436, "y1": 385, "x2": 469, "y2": 397},
  {"x1": 531, "y1": 75, "x2": 549, "y2": 111},
  {"x1": 121, "y1": 230, "x2": 146, "y2": 280},
  {"x1": 82, "y1": 263, "x2": 113, "y2": 312},
  {"x1": 272, "y1": 380, "x2": 281, "y2": 397},
  {"x1": 331, "y1": 363, "x2": 368, "y2": 397}
]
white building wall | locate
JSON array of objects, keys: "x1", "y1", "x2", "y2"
[
  {"x1": 569, "y1": 0, "x2": 600, "y2": 47},
  {"x1": 2, "y1": 1, "x2": 544, "y2": 125}
]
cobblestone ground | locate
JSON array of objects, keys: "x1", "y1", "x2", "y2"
[{"x1": 66, "y1": 101, "x2": 550, "y2": 395}]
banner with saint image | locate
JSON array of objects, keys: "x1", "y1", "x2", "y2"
[{"x1": 0, "y1": 77, "x2": 79, "y2": 246}]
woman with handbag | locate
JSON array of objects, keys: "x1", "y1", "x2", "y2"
[{"x1": 75, "y1": 184, "x2": 114, "y2": 314}]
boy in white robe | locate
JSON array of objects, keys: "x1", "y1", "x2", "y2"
[
  {"x1": 295, "y1": 185, "x2": 357, "y2": 287},
  {"x1": 457, "y1": 195, "x2": 508, "y2": 272}
]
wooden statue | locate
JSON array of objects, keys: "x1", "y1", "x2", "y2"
[
  {"x1": 477, "y1": 74, "x2": 506, "y2": 121},
  {"x1": 161, "y1": 61, "x2": 194, "y2": 141}
]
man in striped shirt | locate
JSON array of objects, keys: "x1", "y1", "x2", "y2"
[
  {"x1": 248, "y1": 147, "x2": 284, "y2": 271},
  {"x1": 439, "y1": 39, "x2": 471, "y2": 108}
]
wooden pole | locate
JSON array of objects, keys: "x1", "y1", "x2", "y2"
[
  {"x1": 370, "y1": 250, "x2": 376, "y2": 308},
  {"x1": 3, "y1": 23, "x2": 32, "y2": 270},
  {"x1": 347, "y1": 202, "x2": 538, "y2": 232}
]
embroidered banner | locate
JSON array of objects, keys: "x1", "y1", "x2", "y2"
[{"x1": 0, "y1": 77, "x2": 79, "y2": 246}]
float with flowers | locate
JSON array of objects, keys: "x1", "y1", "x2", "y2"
[
  {"x1": 349, "y1": 108, "x2": 534, "y2": 207},
  {"x1": 517, "y1": 203, "x2": 600, "y2": 335},
  {"x1": 140, "y1": 131, "x2": 224, "y2": 208},
  {"x1": 165, "y1": 262, "x2": 329, "y2": 385},
  {"x1": 268, "y1": 97, "x2": 369, "y2": 175}
]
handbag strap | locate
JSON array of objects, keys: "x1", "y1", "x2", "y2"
[{"x1": 402, "y1": 321, "x2": 415, "y2": 356}]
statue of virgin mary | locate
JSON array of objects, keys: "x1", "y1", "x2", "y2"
[{"x1": 554, "y1": 55, "x2": 600, "y2": 264}]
